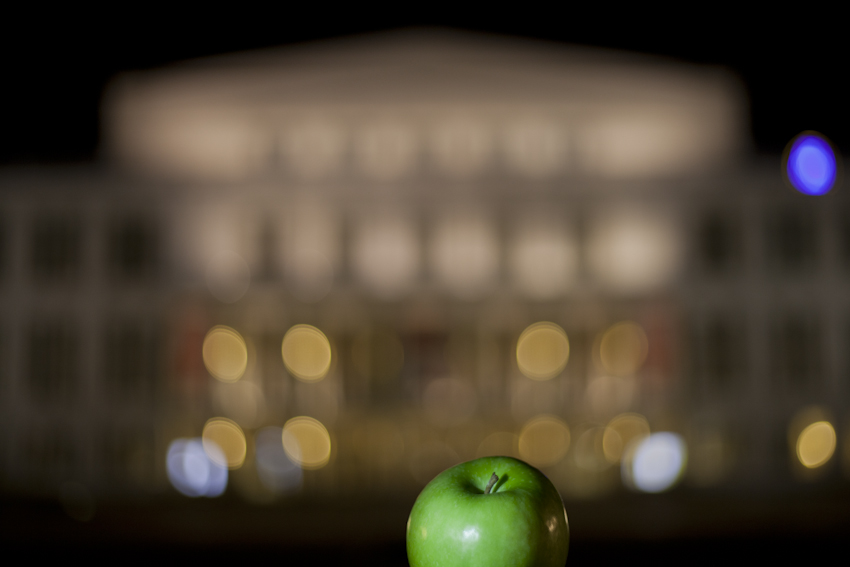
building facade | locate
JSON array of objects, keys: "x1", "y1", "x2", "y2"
[{"x1": 1, "y1": 30, "x2": 846, "y2": 503}]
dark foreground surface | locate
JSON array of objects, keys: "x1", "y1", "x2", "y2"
[
  {"x1": 3, "y1": 490, "x2": 849, "y2": 565},
  {"x1": 3, "y1": 535, "x2": 846, "y2": 566}
]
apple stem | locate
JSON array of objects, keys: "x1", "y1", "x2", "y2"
[{"x1": 484, "y1": 472, "x2": 499, "y2": 494}]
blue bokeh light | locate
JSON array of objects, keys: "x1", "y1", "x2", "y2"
[
  {"x1": 167, "y1": 438, "x2": 228, "y2": 497},
  {"x1": 785, "y1": 133, "x2": 837, "y2": 195}
]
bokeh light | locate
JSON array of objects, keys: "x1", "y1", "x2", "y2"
[
  {"x1": 784, "y1": 132, "x2": 837, "y2": 196},
  {"x1": 516, "y1": 322, "x2": 570, "y2": 380},
  {"x1": 797, "y1": 421, "x2": 836, "y2": 469},
  {"x1": 624, "y1": 432, "x2": 686, "y2": 493},
  {"x1": 603, "y1": 413, "x2": 650, "y2": 463},
  {"x1": 281, "y1": 324, "x2": 332, "y2": 382},
  {"x1": 202, "y1": 325, "x2": 248, "y2": 382},
  {"x1": 788, "y1": 406, "x2": 836, "y2": 476},
  {"x1": 282, "y1": 416, "x2": 332, "y2": 470},
  {"x1": 167, "y1": 438, "x2": 228, "y2": 497},
  {"x1": 255, "y1": 426, "x2": 303, "y2": 493},
  {"x1": 602, "y1": 413, "x2": 649, "y2": 463},
  {"x1": 598, "y1": 321, "x2": 648, "y2": 376},
  {"x1": 519, "y1": 415, "x2": 571, "y2": 467},
  {"x1": 202, "y1": 417, "x2": 247, "y2": 469}
]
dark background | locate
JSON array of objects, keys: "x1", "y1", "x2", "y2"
[{"x1": 0, "y1": 11, "x2": 846, "y2": 165}]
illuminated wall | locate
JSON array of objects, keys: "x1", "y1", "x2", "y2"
[{"x1": 0, "y1": 30, "x2": 846, "y2": 503}]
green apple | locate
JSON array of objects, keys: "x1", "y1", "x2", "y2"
[{"x1": 407, "y1": 456, "x2": 569, "y2": 567}]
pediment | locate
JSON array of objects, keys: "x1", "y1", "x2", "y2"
[{"x1": 103, "y1": 28, "x2": 749, "y2": 182}]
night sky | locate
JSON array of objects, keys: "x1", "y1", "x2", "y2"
[{"x1": 1, "y1": 12, "x2": 844, "y2": 165}]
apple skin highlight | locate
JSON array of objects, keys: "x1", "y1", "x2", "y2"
[{"x1": 407, "y1": 456, "x2": 569, "y2": 567}]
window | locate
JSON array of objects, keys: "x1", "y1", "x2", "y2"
[
  {"x1": 103, "y1": 319, "x2": 157, "y2": 400},
  {"x1": 703, "y1": 317, "x2": 746, "y2": 388},
  {"x1": 692, "y1": 314, "x2": 747, "y2": 393},
  {"x1": 31, "y1": 214, "x2": 81, "y2": 282},
  {"x1": 769, "y1": 312, "x2": 821, "y2": 388},
  {"x1": 697, "y1": 211, "x2": 741, "y2": 274},
  {"x1": 765, "y1": 208, "x2": 817, "y2": 274},
  {"x1": 27, "y1": 320, "x2": 78, "y2": 402},
  {"x1": 107, "y1": 216, "x2": 158, "y2": 282}
]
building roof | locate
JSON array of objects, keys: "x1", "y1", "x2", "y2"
[
  {"x1": 111, "y1": 28, "x2": 745, "y2": 104},
  {"x1": 103, "y1": 28, "x2": 750, "y2": 181}
]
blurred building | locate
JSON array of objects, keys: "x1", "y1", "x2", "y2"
[{"x1": 0, "y1": 29, "x2": 846, "y2": 504}]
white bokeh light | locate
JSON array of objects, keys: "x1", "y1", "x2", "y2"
[
  {"x1": 625, "y1": 432, "x2": 687, "y2": 493},
  {"x1": 167, "y1": 438, "x2": 228, "y2": 497}
]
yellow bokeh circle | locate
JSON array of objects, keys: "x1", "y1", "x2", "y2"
[
  {"x1": 281, "y1": 324, "x2": 332, "y2": 382},
  {"x1": 202, "y1": 326, "x2": 248, "y2": 382},
  {"x1": 202, "y1": 417, "x2": 247, "y2": 469},
  {"x1": 598, "y1": 321, "x2": 648, "y2": 376},
  {"x1": 282, "y1": 416, "x2": 332, "y2": 470},
  {"x1": 796, "y1": 421, "x2": 836, "y2": 469},
  {"x1": 518, "y1": 415, "x2": 571, "y2": 467},
  {"x1": 516, "y1": 322, "x2": 570, "y2": 380},
  {"x1": 603, "y1": 412, "x2": 650, "y2": 463}
]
